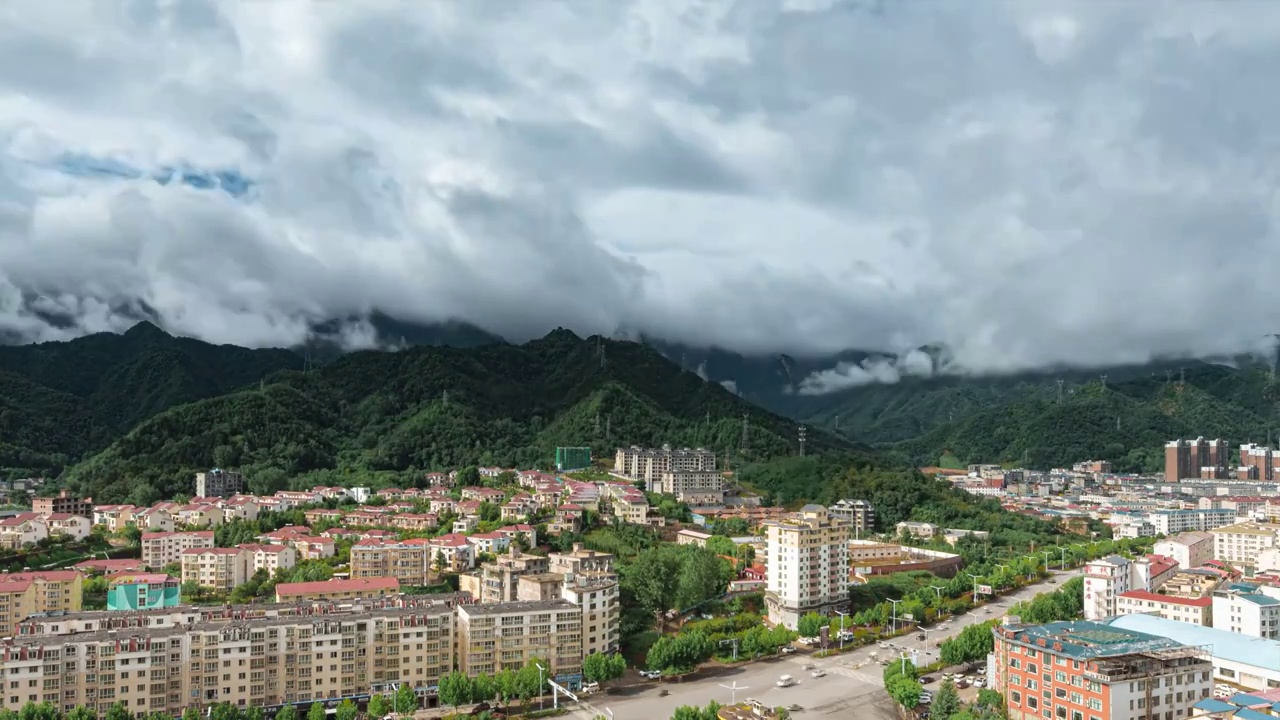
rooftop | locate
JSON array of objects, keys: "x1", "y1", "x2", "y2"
[
  {"x1": 458, "y1": 599, "x2": 578, "y2": 617},
  {"x1": 998, "y1": 620, "x2": 1189, "y2": 660},
  {"x1": 1105, "y1": 614, "x2": 1280, "y2": 673},
  {"x1": 276, "y1": 577, "x2": 400, "y2": 597}
]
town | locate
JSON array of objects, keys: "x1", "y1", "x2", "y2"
[{"x1": 0, "y1": 437, "x2": 1278, "y2": 720}]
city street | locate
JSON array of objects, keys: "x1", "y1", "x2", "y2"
[{"x1": 571, "y1": 567, "x2": 1083, "y2": 720}]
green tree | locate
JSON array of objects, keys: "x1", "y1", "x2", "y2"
[
  {"x1": 67, "y1": 708, "x2": 96, "y2": 720},
  {"x1": 307, "y1": 704, "x2": 326, "y2": 720},
  {"x1": 796, "y1": 612, "x2": 825, "y2": 637},
  {"x1": 395, "y1": 683, "x2": 418, "y2": 716},
  {"x1": 582, "y1": 652, "x2": 626, "y2": 684},
  {"x1": 494, "y1": 669, "x2": 518, "y2": 713},
  {"x1": 933, "y1": 679, "x2": 962, "y2": 720},
  {"x1": 103, "y1": 704, "x2": 133, "y2": 720},
  {"x1": 472, "y1": 673, "x2": 495, "y2": 704},
  {"x1": 274, "y1": 706, "x2": 296, "y2": 720},
  {"x1": 367, "y1": 695, "x2": 391, "y2": 719},
  {"x1": 334, "y1": 700, "x2": 357, "y2": 720},
  {"x1": 515, "y1": 661, "x2": 544, "y2": 704},
  {"x1": 439, "y1": 671, "x2": 474, "y2": 712},
  {"x1": 244, "y1": 708, "x2": 264, "y2": 720}
]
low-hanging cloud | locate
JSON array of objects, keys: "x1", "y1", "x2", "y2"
[
  {"x1": 797, "y1": 349, "x2": 935, "y2": 395},
  {"x1": 3, "y1": 1, "x2": 1280, "y2": 372}
]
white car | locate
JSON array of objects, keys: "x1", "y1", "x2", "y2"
[
  {"x1": 811, "y1": 670, "x2": 826, "y2": 679},
  {"x1": 781, "y1": 647, "x2": 797, "y2": 655},
  {"x1": 639, "y1": 670, "x2": 661, "y2": 680}
]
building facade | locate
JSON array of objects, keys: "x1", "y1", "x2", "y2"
[
  {"x1": 1153, "y1": 532, "x2": 1214, "y2": 570},
  {"x1": 194, "y1": 469, "x2": 245, "y2": 498},
  {"x1": 1165, "y1": 438, "x2": 1229, "y2": 482},
  {"x1": 1210, "y1": 523, "x2": 1279, "y2": 567},
  {"x1": 827, "y1": 499, "x2": 875, "y2": 536},
  {"x1": 106, "y1": 575, "x2": 181, "y2": 611},
  {"x1": 765, "y1": 505, "x2": 851, "y2": 629},
  {"x1": 32, "y1": 490, "x2": 93, "y2": 518},
  {"x1": 613, "y1": 446, "x2": 716, "y2": 485},
  {"x1": 142, "y1": 531, "x2": 215, "y2": 570},
  {"x1": 1211, "y1": 583, "x2": 1280, "y2": 639},
  {"x1": 992, "y1": 620, "x2": 1212, "y2": 720}
]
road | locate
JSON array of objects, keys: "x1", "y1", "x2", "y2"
[{"x1": 573, "y1": 567, "x2": 1083, "y2": 720}]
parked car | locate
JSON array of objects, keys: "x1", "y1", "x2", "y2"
[
  {"x1": 918, "y1": 634, "x2": 926, "y2": 641},
  {"x1": 777, "y1": 675, "x2": 796, "y2": 688},
  {"x1": 781, "y1": 647, "x2": 797, "y2": 655},
  {"x1": 639, "y1": 670, "x2": 661, "y2": 680},
  {"x1": 919, "y1": 677, "x2": 934, "y2": 685}
]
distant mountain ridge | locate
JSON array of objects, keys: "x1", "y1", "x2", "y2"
[{"x1": 0, "y1": 321, "x2": 857, "y2": 503}]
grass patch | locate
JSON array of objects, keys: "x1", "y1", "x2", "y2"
[{"x1": 938, "y1": 452, "x2": 965, "y2": 470}]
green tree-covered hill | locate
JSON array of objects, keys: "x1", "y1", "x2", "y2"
[
  {"x1": 59, "y1": 328, "x2": 856, "y2": 505},
  {"x1": 0, "y1": 322, "x2": 301, "y2": 477}
]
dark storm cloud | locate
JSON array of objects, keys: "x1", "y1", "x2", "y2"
[{"x1": 2, "y1": 0, "x2": 1280, "y2": 381}]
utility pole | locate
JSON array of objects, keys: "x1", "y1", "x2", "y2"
[{"x1": 718, "y1": 639, "x2": 739, "y2": 662}]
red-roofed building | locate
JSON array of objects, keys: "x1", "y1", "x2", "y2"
[
  {"x1": 429, "y1": 533, "x2": 476, "y2": 571},
  {"x1": 1116, "y1": 589, "x2": 1212, "y2": 625},
  {"x1": 237, "y1": 543, "x2": 298, "y2": 574},
  {"x1": 274, "y1": 576, "x2": 401, "y2": 602},
  {"x1": 74, "y1": 557, "x2": 145, "y2": 576}
]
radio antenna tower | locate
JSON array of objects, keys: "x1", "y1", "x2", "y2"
[
  {"x1": 740, "y1": 413, "x2": 750, "y2": 452},
  {"x1": 1056, "y1": 379, "x2": 1064, "y2": 403},
  {"x1": 798, "y1": 426, "x2": 807, "y2": 457}
]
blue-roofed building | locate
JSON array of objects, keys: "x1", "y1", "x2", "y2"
[
  {"x1": 1106, "y1": 614, "x2": 1280, "y2": 692},
  {"x1": 1211, "y1": 581, "x2": 1280, "y2": 639}
]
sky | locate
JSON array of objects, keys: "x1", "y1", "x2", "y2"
[{"x1": 3, "y1": 0, "x2": 1280, "y2": 383}]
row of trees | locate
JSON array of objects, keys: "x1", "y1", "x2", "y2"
[
  {"x1": 938, "y1": 575, "x2": 1087, "y2": 666},
  {"x1": 0, "y1": 696, "x2": 417, "y2": 720},
  {"x1": 882, "y1": 654, "x2": 922, "y2": 708},
  {"x1": 679, "y1": 613, "x2": 799, "y2": 661}
]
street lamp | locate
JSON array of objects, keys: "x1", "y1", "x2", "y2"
[
  {"x1": 887, "y1": 598, "x2": 903, "y2": 635},
  {"x1": 835, "y1": 610, "x2": 849, "y2": 650},
  {"x1": 534, "y1": 660, "x2": 546, "y2": 711},
  {"x1": 928, "y1": 585, "x2": 946, "y2": 599},
  {"x1": 1058, "y1": 547, "x2": 1069, "y2": 571},
  {"x1": 719, "y1": 681, "x2": 749, "y2": 705},
  {"x1": 966, "y1": 572, "x2": 982, "y2": 602}
]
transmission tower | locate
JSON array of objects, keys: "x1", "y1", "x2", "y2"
[
  {"x1": 1099, "y1": 374, "x2": 1107, "y2": 389},
  {"x1": 303, "y1": 347, "x2": 313, "y2": 374},
  {"x1": 798, "y1": 426, "x2": 807, "y2": 457},
  {"x1": 1056, "y1": 379, "x2": 1064, "y2": 402},
  {"x1": 1179, "y1": 367, "x2": 1186, "y2": 388},
  {"x1": 595, "y1": 412, "x2": 601, "y2": 435},
  {"x1": 834, "y1": 414, "x2": 841, "y2": 431},
  {"x1": 605, "y1": 416, "x2": 611, "y2": 439},
  {"x1": 740, "y1": 413, "x2": 750, "y2": 452},
  {"x1": 442, "y1": 389, "x2": 449, "y2": 407},
  {"x1": 1116, "y1": 415, "x2": 1121, "y2": 431}
]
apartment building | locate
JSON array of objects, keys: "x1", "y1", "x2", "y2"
[
  {"x1": 1211, "y1": 583, "x2": 1280, "y2": 639},
  {"x1": 1238, "y1": 443, "x2": 1280, "y2": 481},
  {"x1": 1165, "y1": 438, "x2": 1230, "y2": 481},
  {"x1": 548, "y1": 544, "x2": 617, "y2": 580},
  {"x1": 32, "y1": 490, "x2": 92, "y2": 518},
  {"x1": 141, "y1": 531, "x2": 214, "y2": 570},
  {"x1": 455, "y1": 600, "x2": 582, "y2": 678},
  {"x1": 1154, "y1": 532, "x2": 1214, "y2": 570},
  {"x1": 559, "y1": 574, "x2": 619, "y2": 658},
  {"x1": 1115, "y1": 591, "x2": 1212, "y2": 626},
  {"x1": 1148, "y1": 509, "x2": 1238, "y2": 536},
  {"x1": 274, "y1": 578, "x2": 401, "y2": 603},
  {"x1": 0, "y1": 595, "x2": 466, "y2": 715},
  {"x1": 992, "y1": 619, "x2": 1212, "y2": 720},
  {"x1": 0, "y1": 514, "x2": 47, "y2": 550},
  {"x1": 181, "y1": 548, "x2": 249, "y2": 591},
  {"x1": 765, "y1": 505, "x2": 851, "y2": 629},
  {"x1": 350, "y1": 539, "x2": 431, "y2": 586},
  {"x1": 659, "y1": 471, "x2": 724, "y2": 505},
  {"x1": 895, "y1": 521, "x2": 939, "y2": 539},
  {"x1": 1210, "y1": 522, "x2": 1280, "y2": 567},
  {"x1": 827, "y1": 499, "x2": 875, "y2": 536},
  {"x1": 0, "y1": 571, "x2": 82, "y2": 634},
  {"x1": 469, "y1": 549, "x2": 550, "y2": 604},
  {"x1": 1084, "y1": 556, "x2": 1138, "y2": 620},
  {"x1": 613, "y1": 446, "x2": 716, "y2": 485},
  {"x1": 238, "y1": 544, "x2": 298, "y2": 576},
  {"x1": 194, "y1": 469, "x2": 245, "y2": 498}
]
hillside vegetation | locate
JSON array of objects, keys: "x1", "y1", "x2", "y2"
[
  {"x1": 60, "y1": 327, "x2": 856, "y2": 505},
  {"x1": 794, "y1": 361, "x2": 1280, "y2": 472},
  {"x1": 0, "y1": 323, "x2": 300, "y2": 478}
]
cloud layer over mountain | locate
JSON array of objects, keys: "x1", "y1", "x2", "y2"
[{"x1": 3, "y1": 1, "x2": 1280, "y2": 371}]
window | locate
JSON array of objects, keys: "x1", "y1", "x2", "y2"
[{"x1": 1012, "y1": 692, "x2": 1022, "y2": 704}]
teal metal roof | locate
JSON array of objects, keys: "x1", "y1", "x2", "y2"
[
  {"x1": 1238, "y1": 594, "x2": 1280, "y2": 606},
  {"x1": 1229, "y1": 694, "x2": 1269, "y2": 707},
  {"x1": 1193, "y1": 699, "x2": 1236, "y2": 713},
  {"x1": 1001, "y1": 621, "x2": 1185, "y2": 660},
  {"x1": 1233, "y1": 709, "x2": 1272, "y2": 720},
  {"x1": 1105, "y1": 615, "x2": 1280, "y2": 673}
]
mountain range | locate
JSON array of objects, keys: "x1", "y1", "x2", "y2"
[
  {"x1": 0, "y1": 322, "x2": 856, "y2": 505},
  {"x1": 6, "y1": 315, "x2": 1280, "y2": 506}
]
